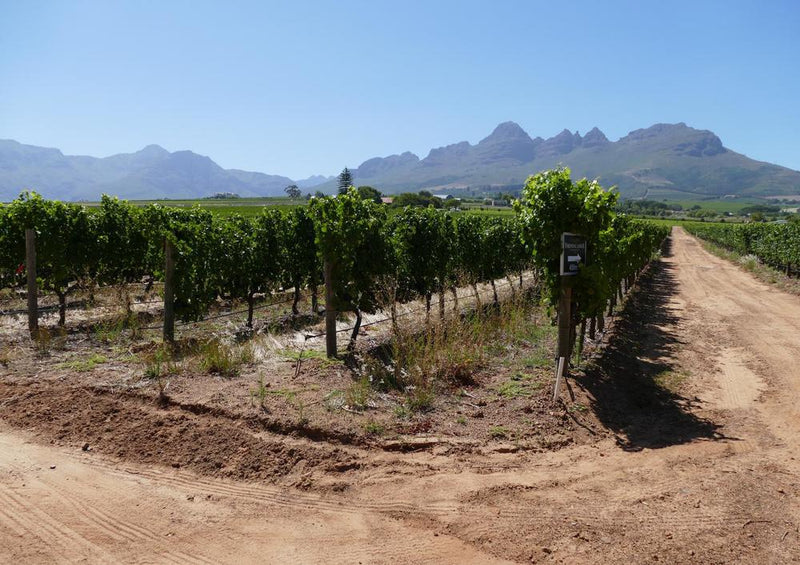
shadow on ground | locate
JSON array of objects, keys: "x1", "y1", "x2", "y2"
[{"x1": 574, "y1": 236, "x2": 724, "y2": 450}]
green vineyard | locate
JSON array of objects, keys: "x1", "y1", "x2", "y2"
[
  {"x1": 0, "y1": 169, "x2": 669, "y2": 353},
  {"x1": 685, "y1": 221, "x2": 800, "y2": 275}
]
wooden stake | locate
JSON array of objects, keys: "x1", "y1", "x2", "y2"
[
  {"x1": 557, "y1": 283, "x2": 572, "y2": 360},
  {"x1": 25, "y1": 229, "x2": 38, "y2": 339},
  {"x1": 163, "y1": 238, "x2": 175, "y2": 343},
  {"x1": 576, "y1": 318, "x2": 587, "y2": 363},
  {"x1": 552, "y1": 356, "x2": 566, "y2": 402},
  {"x1": 324, "y1": 259, "x2": 337, "y2": 358}
]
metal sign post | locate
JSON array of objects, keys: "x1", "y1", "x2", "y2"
[{"x1": 560, "y1": 232, "x2": 587, "y2": 276}]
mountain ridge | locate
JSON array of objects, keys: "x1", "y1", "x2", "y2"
[
  {"x1": 0, "y1": 140, "x2": 327, "y2": 201},
  {"x1": 336, "y1": 122, "x2": 800, "y2": 199},
  {"x1": 2, "y1": 121, "x2": 800, "y2": 201}
]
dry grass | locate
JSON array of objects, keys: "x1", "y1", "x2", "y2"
[{"x1": 355, "y1": 294, "x2": 549, "y2": 412}]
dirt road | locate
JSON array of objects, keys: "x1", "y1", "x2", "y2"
[{"x1": 2, "y1": 226, "x2": 800, "y2": 564}]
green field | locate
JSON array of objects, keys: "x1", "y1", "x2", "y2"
[
  {"x1": 668, "y1": 199, "x2": 767, "y2": 213},
  {"x1": 81, "y1": 197, "x2": 306, "y2": 217},
  {"x1": 79, "y1": 196, "x2": 519, "y2": 218},
  {"x1": 77, "y1": 194, "x2": 786, "y2": 221}
]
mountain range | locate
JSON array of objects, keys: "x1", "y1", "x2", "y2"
[
  {"x1": 2, "y1": 121, "x2": 800, "y2": 201},
  {"x1": 332, "y1": 122, "x2": 800, "y2": 200},
  {"x1": 0, "y1": 140, "x2": 333, "y2": 201}
]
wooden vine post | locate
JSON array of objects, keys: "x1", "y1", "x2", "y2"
[
  {"x1": 25, "y1": 228, "x2": 38, "y2": 339},
  {"x1": 163, "y1": 238, "x2": 176, "y2": 343},
  {"x1": 553, "y1": 232, "x2": 587, "y2": 402},
  {"x1": 323, "y1": 259, "x2": 337, "y2": 358}
]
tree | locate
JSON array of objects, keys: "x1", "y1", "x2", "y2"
[
  {"x1": 284, "y1": 184, "x2": 301, "y2": 199},
  {"x1": 337, "y1": 168, "x2": 353, "y2": 195},
  {"x1": 390, "y1": 191, "x2": 442, "y2": 208},
  {"x1": 357, "y1": 185, "x2": 382, "y2": 204}
]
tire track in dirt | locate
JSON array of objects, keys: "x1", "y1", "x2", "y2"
[
  {"x1": 712, "y1": 348, "x2": 764, "y2": 411},
  {"x1": 0, "y1": 427, "x2": 513, "y2": 565},
  {"x1": 43, "y1": 485, "x2": 218, "y2": 565},
  {"x1": 89, "y1": 456, "x2": 463, "y2": 518},
  {"x1": 0, "y1": 485, "x2": 214, "y2": 565},
  {"x1": 0, "y1": 488, "x2": 115, "y2": 561}
]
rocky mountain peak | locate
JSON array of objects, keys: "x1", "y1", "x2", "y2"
[
  {"x1": 138, "y1": 144, "x2": 169, "y2": 157},
  {"x1": 478, "y1": 121, "x2": 532, "y2": 145},
  {"x1": 582, "y1": 127, "x2": 609, "y2": 147}
]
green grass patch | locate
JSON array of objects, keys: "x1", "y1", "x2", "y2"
[
  {"x1": 345, "y1": 376, "x2": 372, "y2": 411},
  {"x1": 363, "y1": 419, "x2": 386, "y2": 435},
  {"x1": 496, "y1": 372, "x2": 543, "y2": 398},
  {"x1": 653, "y1": 370, "x2": 688, "y2": 393},
  {"x1": 59, "y1": 353, "x2": 107, "y2": 372},
  {"x1": 199, "y1": 339, "x2": 252, "y2": 378},
  {"x1": 489, "y1": 425, "x2": 510, "y2": 439},
  {"x1": 278, "y1": 348, "x2": 342, "y2": 368},
  {"x1": 568, "y1": 402, "x2": 589, "y2": 414}
]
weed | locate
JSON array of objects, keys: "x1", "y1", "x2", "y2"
[
  {"x1": 345, "y1": 376, "x2": 372, "y2": 411},
  {"x1": 393, "y1": 404, "x2": 410, "y2": 419},
  {"x1": 295, "y1": 398, "x2": 309, "y2": 426},
  {"x1": 388, "y1": 294, "x2": 548, "y2": 396},
  {"x1": 33, "y1": 327, "x2": 52, "y2": 356},
  {"x1": 356, "y1": 353, "x2": 396, "y2": 391},
  {"x1": 265, "y1": 388, "x2": 297, "y2": 402},
  {"x1": 259, "y1": 386, "x2": 307, "y2": 424},
  {"x1": 406, "y1": 384, "x2": 435, "y2": 413},
  {"x1": 279, "y1": 348, "x2": 342, "y2": 368},
  {"x1": 496, "y1": 380, "x2": 528, "y2": 398},
  {"x1": 140, "y1": 346, "x2": 174, "y2": 405},
  {"x1": 489, "y1": 425, "x2": 510, "y2": 439},
  {"x1": 199, "y1": 339, "x2": 248, "y2": 378},
  {"x1": 523, "y1": 348, "x2": 552, "y2": 369},
  {"x1": 496, "y1": 372, "x2": 543, "y2": 398},
  {"x1": 363, "y1": 419, "x2": 385, "y2": 435},
  {"x1": 143, "y1": 360, "x2": 161, "y2": 379},
  {"x1": 323, "y1": 389, "x2": 345, "y2": 412},
  {"x1": 95, "y1": 318, "x2": 124, "y2": 344},
  {"x1": 155, "y1": 375, "x2": 170, "y2": 406},
  {"x1": 568, "y1": 402, "x2": 588, "y2": 414},
  {"x1": 143, "y1": 345, "x2": 178, "y2": 380},
  {"x1": 456, "y1": 415, "x2": 467, "y2": 426},
  {"x1": 389, "y1": 314, "x2": 485, "y2": 391},
  {"x1": 250, "y1": 373, "x2": 269, "y2": 410},
  {"x1": 239, "y1": 341, "x2": 255, "y2": 364},
  {"x1": 738, "y1": 254, "x2": 760, "y2": 271}
]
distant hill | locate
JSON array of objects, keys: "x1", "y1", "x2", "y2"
[
  {"x1": 322, "y1": 122, "x2": 800, "y2": 200},
  {"x1": 3, "y1": 122, "x2": 800, "y2": 201},
  {"x1": 0, "y1": 140, "x2": 328, "y2": 201}
]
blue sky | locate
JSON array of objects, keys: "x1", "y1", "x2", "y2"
[{"x1": 1, "y1": 0, "x2": 799, "y2": 179}]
